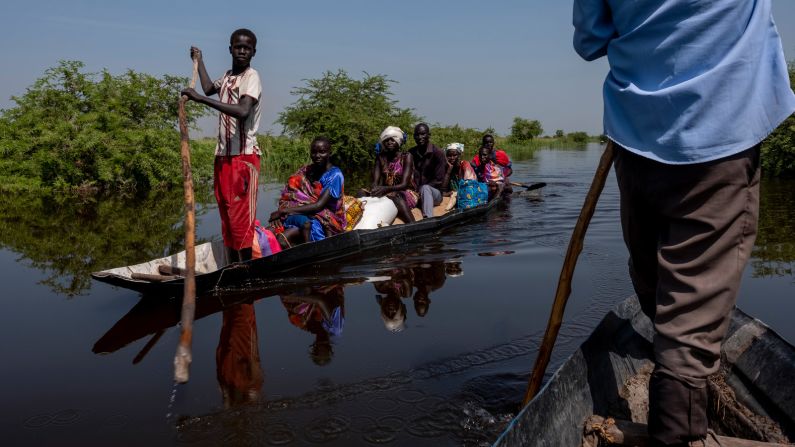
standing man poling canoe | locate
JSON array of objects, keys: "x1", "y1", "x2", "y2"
[
  {"x1": 573, "y1": 1, "x2": 795, "y2": 446},
  {"x1": 181, "y1": 28, "x2": 263, "y2": 263}
]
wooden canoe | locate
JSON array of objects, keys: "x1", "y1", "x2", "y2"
[
  {"x1": 494, "y1": 296, "x2": 795, "y2": 446},
  {"x1": 91, "y1": 196, "x2": 504, "y2": 296}
]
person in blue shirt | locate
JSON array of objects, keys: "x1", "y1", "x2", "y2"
[
  {"x1": 270, "y1": 137, "x2": 346, "y2": 245},
  {"x1": 574, "y1": 1, "x2": 795, "y2": 445}
]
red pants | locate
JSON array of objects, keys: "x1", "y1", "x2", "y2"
[{"x1": 214, "y1": 154, "x2": 260, "y2": 250}]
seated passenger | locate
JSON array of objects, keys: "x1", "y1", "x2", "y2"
[
  {"x1": 408, "y1": 123, "x2": 447, "y2": 218},
  {"x1": 441, "y1": 142, "x2": 476, "y2": 197},
  {"x1": 370, "y1": 126, "x2": 417, "y2": 224},
  {"x1": 269, "y1": 137, "x2": 345, "y2": 245},
  {"x1": 470, "y1": 134, "x2": 513, "y2": 178},
  {"x1": 473, "y1": 145, "x2": 506, "y2": 199}
]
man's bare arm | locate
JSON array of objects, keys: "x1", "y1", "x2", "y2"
[{"x1": 181, "y1": 90, "x2": 256, "y2": 121}]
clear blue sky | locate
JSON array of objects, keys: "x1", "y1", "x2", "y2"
[{"x1": 2, "y1": 0, "x2": 794, "y2": 137}]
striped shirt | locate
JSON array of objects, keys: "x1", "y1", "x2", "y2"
[{"x1": 213, "y1": 68, "x2": 262, "y2": 156}]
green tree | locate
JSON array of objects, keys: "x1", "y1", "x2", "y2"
[
  {"x1": 277, "y1": 70, "x2": 420, "y2": 168},
  {"x1": 0, "y1": 60, "x2": 210, "y2": 193},
  {"x1": 555, "y1": 129, "x2": 564, "y2": 138},
  {"x1": 567, "y1": 131, "x2": 589, "y2": 144},
  {"x1": 431, "y1": 124, "x2": 488, "y2": 157},
  {"x1": 510, "y1": 117, "x2": 543, "y2": 142},
  {"x1": 761, "y1": 63, "x2": 795, "y2": 178}
]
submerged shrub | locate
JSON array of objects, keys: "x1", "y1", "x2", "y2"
[
  {"x1": 762, "y1": 63, "x2": 795, "y2": 178},
  {"x1": 0, "y1": 60, "x2": 209, "y2": 193}
]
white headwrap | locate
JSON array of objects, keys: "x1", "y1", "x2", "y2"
[
  {"x1": 445, "y1": 142, "x2": 465, "y2": 154},
  {"x1": 377, "y1": 297, "x2": 407, "y2": 333},
  {"x1": 379, "y1": 126, "x2": 405, "y2": 146}
]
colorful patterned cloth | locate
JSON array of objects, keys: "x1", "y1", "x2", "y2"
[
  {"x1": 471, "y1": 149, "x2": 513, "y2": 178},
  {"x1": 279, "y1": 164, "x2": 346, "y2": 241},
  {"x1": 482, "y1": 161, "x2": 505, "y2": 184},
  {"x1": 251, "y1": 220, "x2": 282, "y2": 258},
  {"x1": 282, "y1": 285, "x2": 345, "y2": 336},
  {"x1": 457, "y1": 179, "x2": 489, "y2": 209},
  {"x1": 378, "y1": 152, "x2": 419, "y2": 208}
]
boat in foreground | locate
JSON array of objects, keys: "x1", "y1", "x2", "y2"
[
  {"x1": 92, "y1": 196, "x2": 504, "y2": 296},
  {"x1": 494, "y1": 296, "x2": 795, "y2": 446}
]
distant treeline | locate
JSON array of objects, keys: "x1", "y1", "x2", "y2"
[{"x1": 2, "y1": 61, "x2": 791, "y2": 195}]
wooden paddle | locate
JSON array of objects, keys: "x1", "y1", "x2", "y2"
[
  {"x1": 174, "y1": 56, "x2": 199, "y2": 384},
  {"x1": 522, "y1": 141, "x2": 615, "y2": 405},
  {"x1": 510, "y1": 181, "x2": 547, "y2": 191}
]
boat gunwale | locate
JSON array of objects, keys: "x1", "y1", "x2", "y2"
[
  {"x1": 91, "y1": 197, "x2": 503, "y2": 295},
  {"x1": 492, "y1": 296, "x2": 795, "y2": 446}
]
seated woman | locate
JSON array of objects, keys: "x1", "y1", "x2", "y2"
[
  {"x1": 269, "y1": 137, "x2": 345, "y2": 245},
  {"x1": 370, "y1": 126, "x2": 417, "y2": 224},
  {"x1": 473, "y1": 145, "x2": 506, "y2": 199},
  {"x1": 470, "y1": 134, "x2": 513, "y2": 178},
  {"x1": 441, "y1": 142, "x2": 477, "y2": 197}
]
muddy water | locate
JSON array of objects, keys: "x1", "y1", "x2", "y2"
[{"x1": 1, "y1": 144, "x2": 793, "y2": 446}]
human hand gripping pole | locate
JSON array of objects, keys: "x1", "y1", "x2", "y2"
[
  {"x1": 174, "y1": 55, "x2": 199, "y2": 384},
  {"x1": 522, "y1": 140, "x2": 615, "y2": 405}
]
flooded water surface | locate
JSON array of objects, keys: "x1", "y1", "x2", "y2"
[{"x1": 1, "y1": 144, "x2": 793, "y2": 446}]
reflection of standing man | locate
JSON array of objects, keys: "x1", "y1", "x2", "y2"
[
  {"x1": 574, "y1": 1, "x2": 795, "y2": 445},
  {"x1": 216, "y1": 302, "x2": 263, "y2": 408},
  {"x1": 408, "y1": 123, "x2": 446, "y2": 218}
]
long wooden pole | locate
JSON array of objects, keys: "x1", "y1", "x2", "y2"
[
  {"x1": 174, "y1": 57, "x2": 199, "y2": 384},
  {"x1": 522, "y1": 140, "x2": 615, "y2": 405}
]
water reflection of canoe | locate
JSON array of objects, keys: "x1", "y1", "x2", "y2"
[
  {"x1": 91, "y1": 197, "x2": 504, "y2": 296},
  {"x1": 494, "y1": 296, "x2": 795, "y2": 447}
]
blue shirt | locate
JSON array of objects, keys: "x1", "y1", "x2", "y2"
[
  {"x1": 319, "y1": 166, "x2": 344, "y2": 202},
  {"x1": 573, "y1": 0, "x2": 795, "y2": 164}
]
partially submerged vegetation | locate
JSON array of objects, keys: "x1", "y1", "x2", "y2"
[
  {"x1": 1, "y1": 61, "x2": 791, "y2": 194},
  {"x1": 761, "y1": 63, "x2": 795, "y2": 178},
  {"x1": 0, "y1": 190, "x2": 212, "y2": 295},
  {"x1": 0, "y1": 61, "x2": 211, "y2": 194}
]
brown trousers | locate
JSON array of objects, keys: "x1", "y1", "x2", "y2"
[{"x1": 613, "y1": 145, "x2": 760, "y2": 445}]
